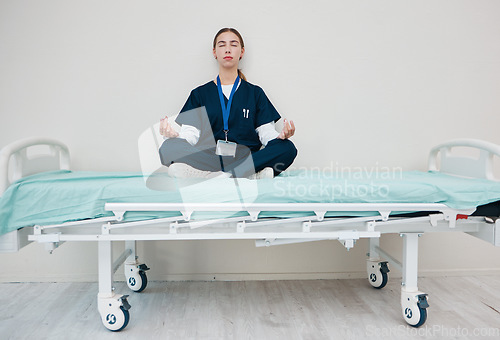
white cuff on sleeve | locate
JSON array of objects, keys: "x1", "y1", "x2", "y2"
[
  {"x1": 256, "y1": 122, "x2": 280, "y2": 147},
  {"x1": 178, "y1": 124, "x2": 200, "y2": 146}
]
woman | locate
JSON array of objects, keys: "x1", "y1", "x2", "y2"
[{"x1": 159, "y1": 28, "x2": 297, "y2": 179}]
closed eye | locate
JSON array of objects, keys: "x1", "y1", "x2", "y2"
[{"x1": 218, "y1": 40, "x2": 240, "y2": 47}]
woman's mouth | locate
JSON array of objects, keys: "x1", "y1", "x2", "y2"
[{"x1": 223, "y1": 56, "x2": 233, "y2": 60}]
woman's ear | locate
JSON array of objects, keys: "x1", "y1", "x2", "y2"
[
  {"x1": 213, "y1": 48, "x2": 217, "y2": 59},
  {"x1": 239, "y1": 47, "x2": 245, "y2": 60}
]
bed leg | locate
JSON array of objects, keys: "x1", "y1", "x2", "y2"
[
  {"x1": 125, "y1": 240, "x2": 137, "y2": 262},
  {"x1": 366, "y1": 237, "x2": 389, "y2": 289},
  {"x1": 367, "y1": 237, "x2": 380, "y2": 261},
  {"x1": 124, "y1": 240, "x2": 150, "y2": 293},
  {"x1": 97, "y1": 240, "x2": 131, "y2": 332},
  {"x1": 98, "y1": 240, "x2": 114, "y2": 297},
  {"x1": 400, "y1": 233, "x2": 428, "y2": 328}
]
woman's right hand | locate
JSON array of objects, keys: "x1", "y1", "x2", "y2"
[{"x1": 159, "y1": 116, "x2": 179, "y2": 138}]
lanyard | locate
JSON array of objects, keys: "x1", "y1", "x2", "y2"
[{"x1": 216, "y1": 75, "x2": 240, "y2": 141}]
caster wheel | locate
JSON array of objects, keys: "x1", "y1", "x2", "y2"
[
  {"x1": 127, "y1": 271, "x2": 148, "y2": 293},
  {"x1": 404, "y1": 305, "x2": 427, "y2": 328},
  {"x1": 402, "y1": 292, "x2": 429, "y2": 327},
  {"x1": 367, "y1": 261, "x2": 389, "y2": 289},
  {"x1": 103, "y1": 306, "x2": 130, "y2": 332}
]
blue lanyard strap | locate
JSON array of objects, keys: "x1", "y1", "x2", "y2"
[{"x1": 216, "y1": 75, "x2": 240, "y2": 136}]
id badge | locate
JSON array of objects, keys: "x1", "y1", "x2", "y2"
[{"x1": 216, "y1": 140, "x2": 237, "y2": 157}]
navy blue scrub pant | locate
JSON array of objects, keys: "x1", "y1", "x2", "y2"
[{"x1": 159, "y1": 138, "x2": 297, "y2": 178}]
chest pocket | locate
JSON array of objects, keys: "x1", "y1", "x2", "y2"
[{"x1": 227, "y1": 103, "x2": 258, "y2": 144}]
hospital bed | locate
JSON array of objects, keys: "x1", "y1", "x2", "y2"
[{"x1": 1, "y1": 137, "x2": 500, "y2": 331}]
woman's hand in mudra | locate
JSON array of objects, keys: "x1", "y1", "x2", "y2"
[
  {"x1": 159, "y1": 116, "x2": 179, "y2": 138},
  {"x1": 278, "y1": 119, "x2": 295, "y2": 140}
]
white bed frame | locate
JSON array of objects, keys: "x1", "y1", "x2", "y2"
[{"x1": 1, "y1": 137, "x2": 499, "y2": 331}]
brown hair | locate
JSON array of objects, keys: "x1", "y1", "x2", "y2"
[{"x1": 213, "y1": 27, "x2": 247, "y2": 81}]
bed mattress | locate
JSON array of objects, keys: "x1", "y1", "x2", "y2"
[{"x1": 2, "y1": 169, "x2": 500, "y2": 235}]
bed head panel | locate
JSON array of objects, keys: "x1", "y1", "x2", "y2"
[
  {"x1": 0, "y1": 137, "x2": 70, "y2": 195},
  {"x1": 428, "y1": 139, "x2": 500, "y2": 181}
]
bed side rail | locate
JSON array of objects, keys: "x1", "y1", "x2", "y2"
[
  {"x1": 0, "y1": 137, "x2": 70, "y2": 195},
  {"x1": 428, "y1": 139, "x2": 500, "y2": 181}
]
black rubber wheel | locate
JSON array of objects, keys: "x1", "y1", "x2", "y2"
[
  {"x1": 404, "y1": 305, "x2": 427, "y2": 328},
  {"x1": 128, "y1": 271, "x2": 148, "y2": 293},
  {"x1": 136, "y1": 271, "x2": 148, "y2": 293},
  {"x1": 369, "y1": 271, "x2": 388, "y2": 289},
  {"x1": 105, "y1": 306, "x2": 130, "y2": 332}
]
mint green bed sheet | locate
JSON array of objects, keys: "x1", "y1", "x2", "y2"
[{"x1": 2, "y1": 169, "x2": 500, "y2": 235}]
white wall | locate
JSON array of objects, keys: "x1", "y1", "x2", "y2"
[{"x1": 1, "y1": 0, "x2": 500, "y2": 282}]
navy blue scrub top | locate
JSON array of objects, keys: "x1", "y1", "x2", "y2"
[{"x1": 176, "y1": 79, "x2": 281, "y2": 153}]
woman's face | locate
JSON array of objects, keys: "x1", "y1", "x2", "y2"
[{"x1": 213, "y1": 31, "x2": 244, "y2": 69}]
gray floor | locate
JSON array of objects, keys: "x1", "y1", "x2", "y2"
[{"x1": 1, "y1": 275, "x2": 500, "y2": 339}]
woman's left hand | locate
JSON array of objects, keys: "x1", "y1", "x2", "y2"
[{"x1": 278, "y1": 119, "x2": 295, "y2": 139}]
